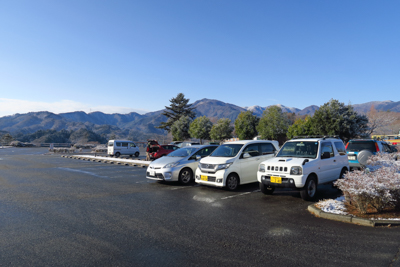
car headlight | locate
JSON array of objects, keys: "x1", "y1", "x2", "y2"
[
  {"x1": 216, "y1": 163, "x2": 232, "y2": 171},
  {"x1": 164, "y1": 162, "x2": 180, "y2": 168},
  {"x1": 290, "y1": 166, "x2": 302, "y2": 175},
  {"x1": 259, "y1": 164, "x2": 265, "y2": 172}
]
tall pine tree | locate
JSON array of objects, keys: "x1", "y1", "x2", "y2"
[{"x1": 158, "y1": 93, "x2": 196, "y2": 132}]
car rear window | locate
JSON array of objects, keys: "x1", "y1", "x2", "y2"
[{"x1": 346, "y1": 141, "x2": 376, "y2": 152}]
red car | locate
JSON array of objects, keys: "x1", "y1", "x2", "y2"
[{"x1": 150, "y1": 145, "x2": 179, "y2": 160}]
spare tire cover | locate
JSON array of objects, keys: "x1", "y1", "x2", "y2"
[{"x1": 357, "y1": 150, "x2": 373, "y2": 166}]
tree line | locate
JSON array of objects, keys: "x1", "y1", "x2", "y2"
[{"x1": 158, "y1": 93, "x2": 398, "y2": 144}]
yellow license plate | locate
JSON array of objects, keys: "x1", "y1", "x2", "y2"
[
  {"x1": 201, "y1": 175, "x2": 208, "y2": 181},
  {"x1": 270, "y1": 176, "x2": 282, "y2": 184}
]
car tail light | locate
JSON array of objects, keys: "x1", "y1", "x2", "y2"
[
  {"x1": 375, "y1": 142, "x2": 380, "y2": 152},
  {"x1": 345, "y1": 142, "x2": 349, "y2": 149}
]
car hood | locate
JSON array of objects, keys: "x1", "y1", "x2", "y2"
[
  {"x1": 149, "y1": 156, "x2": 184, "y2": 168},
  {"x1": 200, "y1": 157, "x2": 234, "y2": 165},
  {"x1": 262, "y1": 157, "x2": 317, "y2": 166}
]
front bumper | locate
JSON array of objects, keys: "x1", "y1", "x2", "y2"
[
  {"x1": 146, "y1": 167, "x2": 180, "y2": 182},
  {"x1": 195, "y1": 169, "x2": 225, "y2": 188},
  {"x1": 257, "y1": 172, "x2": 306, "y2": 189}
]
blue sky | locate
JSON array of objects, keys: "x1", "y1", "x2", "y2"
[{"x1": 1, "y1": 0, "x2": 399, "y2": 117}]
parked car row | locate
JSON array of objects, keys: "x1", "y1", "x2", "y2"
[{"x1": 146, "y1": 136, "x2": 351, "y2": 201}]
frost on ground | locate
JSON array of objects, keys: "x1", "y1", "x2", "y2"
[{"x1": 316, "y1": 196, "x2": 348, "y2": 215}]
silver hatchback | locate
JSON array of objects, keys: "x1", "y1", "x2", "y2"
[{"x1": 146, "y1": 145, "x2": 218, "y2": 184}]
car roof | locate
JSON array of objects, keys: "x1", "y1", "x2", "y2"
[
  {"x1": 180, "y1": 144, "x2": 218, "y2": 149},
  {"x1": 222, "y1": 140, "x2": 277, "y2": 145}
]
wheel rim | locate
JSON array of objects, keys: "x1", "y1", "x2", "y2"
[
  {"x1": 227, "y1": 176, "x2": 237, "y2": 190},
  {"x1": 307, "y1": 180, "x2": 316, "y2": 197},
  {"x1": 180, "y1": 170, "x2": 191, "y2": 183}
]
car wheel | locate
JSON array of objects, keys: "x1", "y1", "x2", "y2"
[
  {"x1": 178, "y1": 168, "x2": 193, "y2": 185},
  {"x1": 339, "y1": 168, "x2": 347, "y2": 179},
  {"x1": 300, "y1": 175, "x2": 317, "y2": 201},
  {"x1": 226, "y1": 173, "x2": 239, "y2": 191},
  {"x1": 135, "y1": 152, "x2": 140, "y2": 157},
  {"x1": 260, "y1": 182, "x2": 274, "y2": 195},
  {"x1": 115, "y1": 152, "x2": 121, "y2": 158}
]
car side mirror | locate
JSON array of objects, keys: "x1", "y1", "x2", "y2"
[
  {"x1": 321, "y1": 152, "x2": 331, "y2": 159},
  {"x1": 243, "y1": 152, "x2": 251, "y2": 159},
  {"x1": 196, "y1": 155, "x2": 201, "y2": 160}
]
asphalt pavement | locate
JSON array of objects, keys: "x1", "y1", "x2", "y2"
[{"x1": 0, "y1": 147, "x2": 399, "y2": 266}]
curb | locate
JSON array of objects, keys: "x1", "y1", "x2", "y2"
[
  {"x1": 61, "y1": 155, "x2": 149, "y2": 168},
  {"x1": 308, "y1": 204, "x2": 400, "y2": 227}
]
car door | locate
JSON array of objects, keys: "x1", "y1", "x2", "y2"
[
  {"x1": 318, "y1": 141, "x2": 337, "y2": 183},
  {"x1": 238, "y1": 143, "x2": 263, "y2": 183}
]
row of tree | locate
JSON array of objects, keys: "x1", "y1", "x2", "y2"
[{"x1": 158, "y1": 93, "x2": 396, "y2": 143}]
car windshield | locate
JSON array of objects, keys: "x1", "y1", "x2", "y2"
[
  {"x1": 346, "y1": 141, "x2": 376, "y2": 152},
  {"x1": 210, "y1": 144, "x2": 243, "y2": 157},
  {"x1": 167, "y1": 147, "x2": 198, "y2": 157},
  {"x1": 276, "y1": 141, "x2": 319, "y2": 159}
]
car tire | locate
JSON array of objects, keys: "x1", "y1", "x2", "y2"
[
  {"x1": 226, "y1": 173, "x2": 239, "y2": 191},
  {"x1": 300, "y1": 175, "x2": 317, "y2": 201},
  {"x1": 260, "y1": 182, "x2": 275, "y2": 195},
  {"x1": 135, "y1": 152, "x2": 140, "y2": 157},
  {"x1": 339, "y1": 168, "x2": 347, "y2": 179},
  {"x1": 115, "y1": 152, "x2": 121, "y2": 158},
  {"x1": 178, "y1": 168, "x2": 193, "y2": 185}
]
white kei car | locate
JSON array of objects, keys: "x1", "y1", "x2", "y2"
[{"x1": 257, "y1": 136, "x2": 349, "y2": 201}]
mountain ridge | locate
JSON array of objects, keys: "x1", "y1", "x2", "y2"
[{"x1": 1, "y1": 99, "x2": 399, "y2": 140}]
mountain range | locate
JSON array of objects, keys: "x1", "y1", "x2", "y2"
[{"x1": 1, "y1": 99, "x2": 399, "y2": 140}]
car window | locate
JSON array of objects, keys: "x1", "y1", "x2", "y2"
[
  {"x1": 242, "y1": 144, "x2": 260, "y2": 157},
  {"x1": 346, "y1": 141, "x2": 376, "y2": 152},
  {"x1": 334, "y1": 141, "x2": 346, "y2": 155},
  {"x1": 116, "y1": 142, "x2": 121, "y2": 147},
  {"x1": 193, "y1": 146, "x2": 217, "y2": 158},
  {"x1": 121, "y1": 142, "x2": 128, "y2": 147},
  {"x1": 167, "y1": 147, "x2": 197, "y2": 157},
  {"x1": 211, "y1": 144, "x2": 243, "y2": 157},
  {"x1": 276, "y1": 141, "x2": 318, "y2": 159},
  {"x1": 108, "y1": 141, "x2": 114, "y2": 147},
  {"x1": 382, "y1": 144, "x2": 391, "y2": 153},
  {"x1": 321, "y1": 142, "x2": 334, "y2": 158},
  {"x1": 260, "y1": 143, "x2": 276, "y2": 155},
  {"x1": 129, "y1": 143, "x2": 136, "y2": 147}
]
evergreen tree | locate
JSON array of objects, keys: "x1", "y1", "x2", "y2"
[
  {"x1": 287, "y1": 116, "x2": 313, "y2": 139},
  {"x1": 189, "y1": 116, "x2": 213, "y2": 144},
  {"x1": 257, "y1": 106, "x2": 289, "y2": 140},
  {"x1": 311, "y1": 99, "x2": 368, "y2": 142},
  {"x1": 171, "y1": 116, "x2": 192, "y2": 141},
  {"x1": 210, "y1": 118, "x2": 233, "y2": 142},
  {"x1": 234, "y1": 111, "x2": 259, "y2": 140},
  {"x1": 158, "y1": 93, "x2": 196, "y2": 132}
]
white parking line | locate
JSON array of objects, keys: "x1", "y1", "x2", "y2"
[{"x1": 220, "y1": 189, "x2": 260, "y2": 200}]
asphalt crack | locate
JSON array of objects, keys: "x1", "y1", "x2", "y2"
[{"x1": 389, "y1": 246, "x2": 400, "y2": 267}]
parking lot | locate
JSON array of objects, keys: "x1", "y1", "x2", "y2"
[{"x1": 1, "y1": 147, "x2": 400, "y2": 266}]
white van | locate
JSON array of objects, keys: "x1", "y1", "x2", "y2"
[
  {"x1": 195, "y1": 140, "x2": 279, "y2": 190},
  {"x1": 107, "y1": 140, "x2": 140, "y2": 158}
]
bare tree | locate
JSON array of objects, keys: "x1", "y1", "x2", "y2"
[{"x1": 366, "y1": 105, "x2": 398, "y2": 135}]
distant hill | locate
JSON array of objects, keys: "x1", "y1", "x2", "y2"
[
  {"x1": 1, "y1": 99, "x2": 399, "y2": 141},
  {"x1": 352, "y1": 100, "x2": 400, "y2": 113}
]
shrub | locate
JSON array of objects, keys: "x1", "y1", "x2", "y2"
[{"x1": 335, "y1": 153, "x2": 400, "y2": 214}]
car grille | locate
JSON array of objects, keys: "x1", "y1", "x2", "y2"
[
  {"x1": 146, "y1": 172, "x2": 164, "y2": 179},
  {"x1": 265, "y1": 166, "x2": 288, "y2": 173},
  {"x1": 200, "y1": 163, "x2": 216, "y2": 170}
]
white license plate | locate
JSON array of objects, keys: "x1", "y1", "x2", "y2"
[
  {"x1": 348, "y1": 156, "x2": 356, "y2": 161},
  {"x1": 150, "y1": 170, "x2": 156, "y2": 176}
]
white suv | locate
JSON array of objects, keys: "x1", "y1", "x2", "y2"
[
  {"x1": 195, "y1": 140, "x2": 279, "y2": 190},
  {"x1": 257, "y1": 136, "x2": 349, "y2": 201}
]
